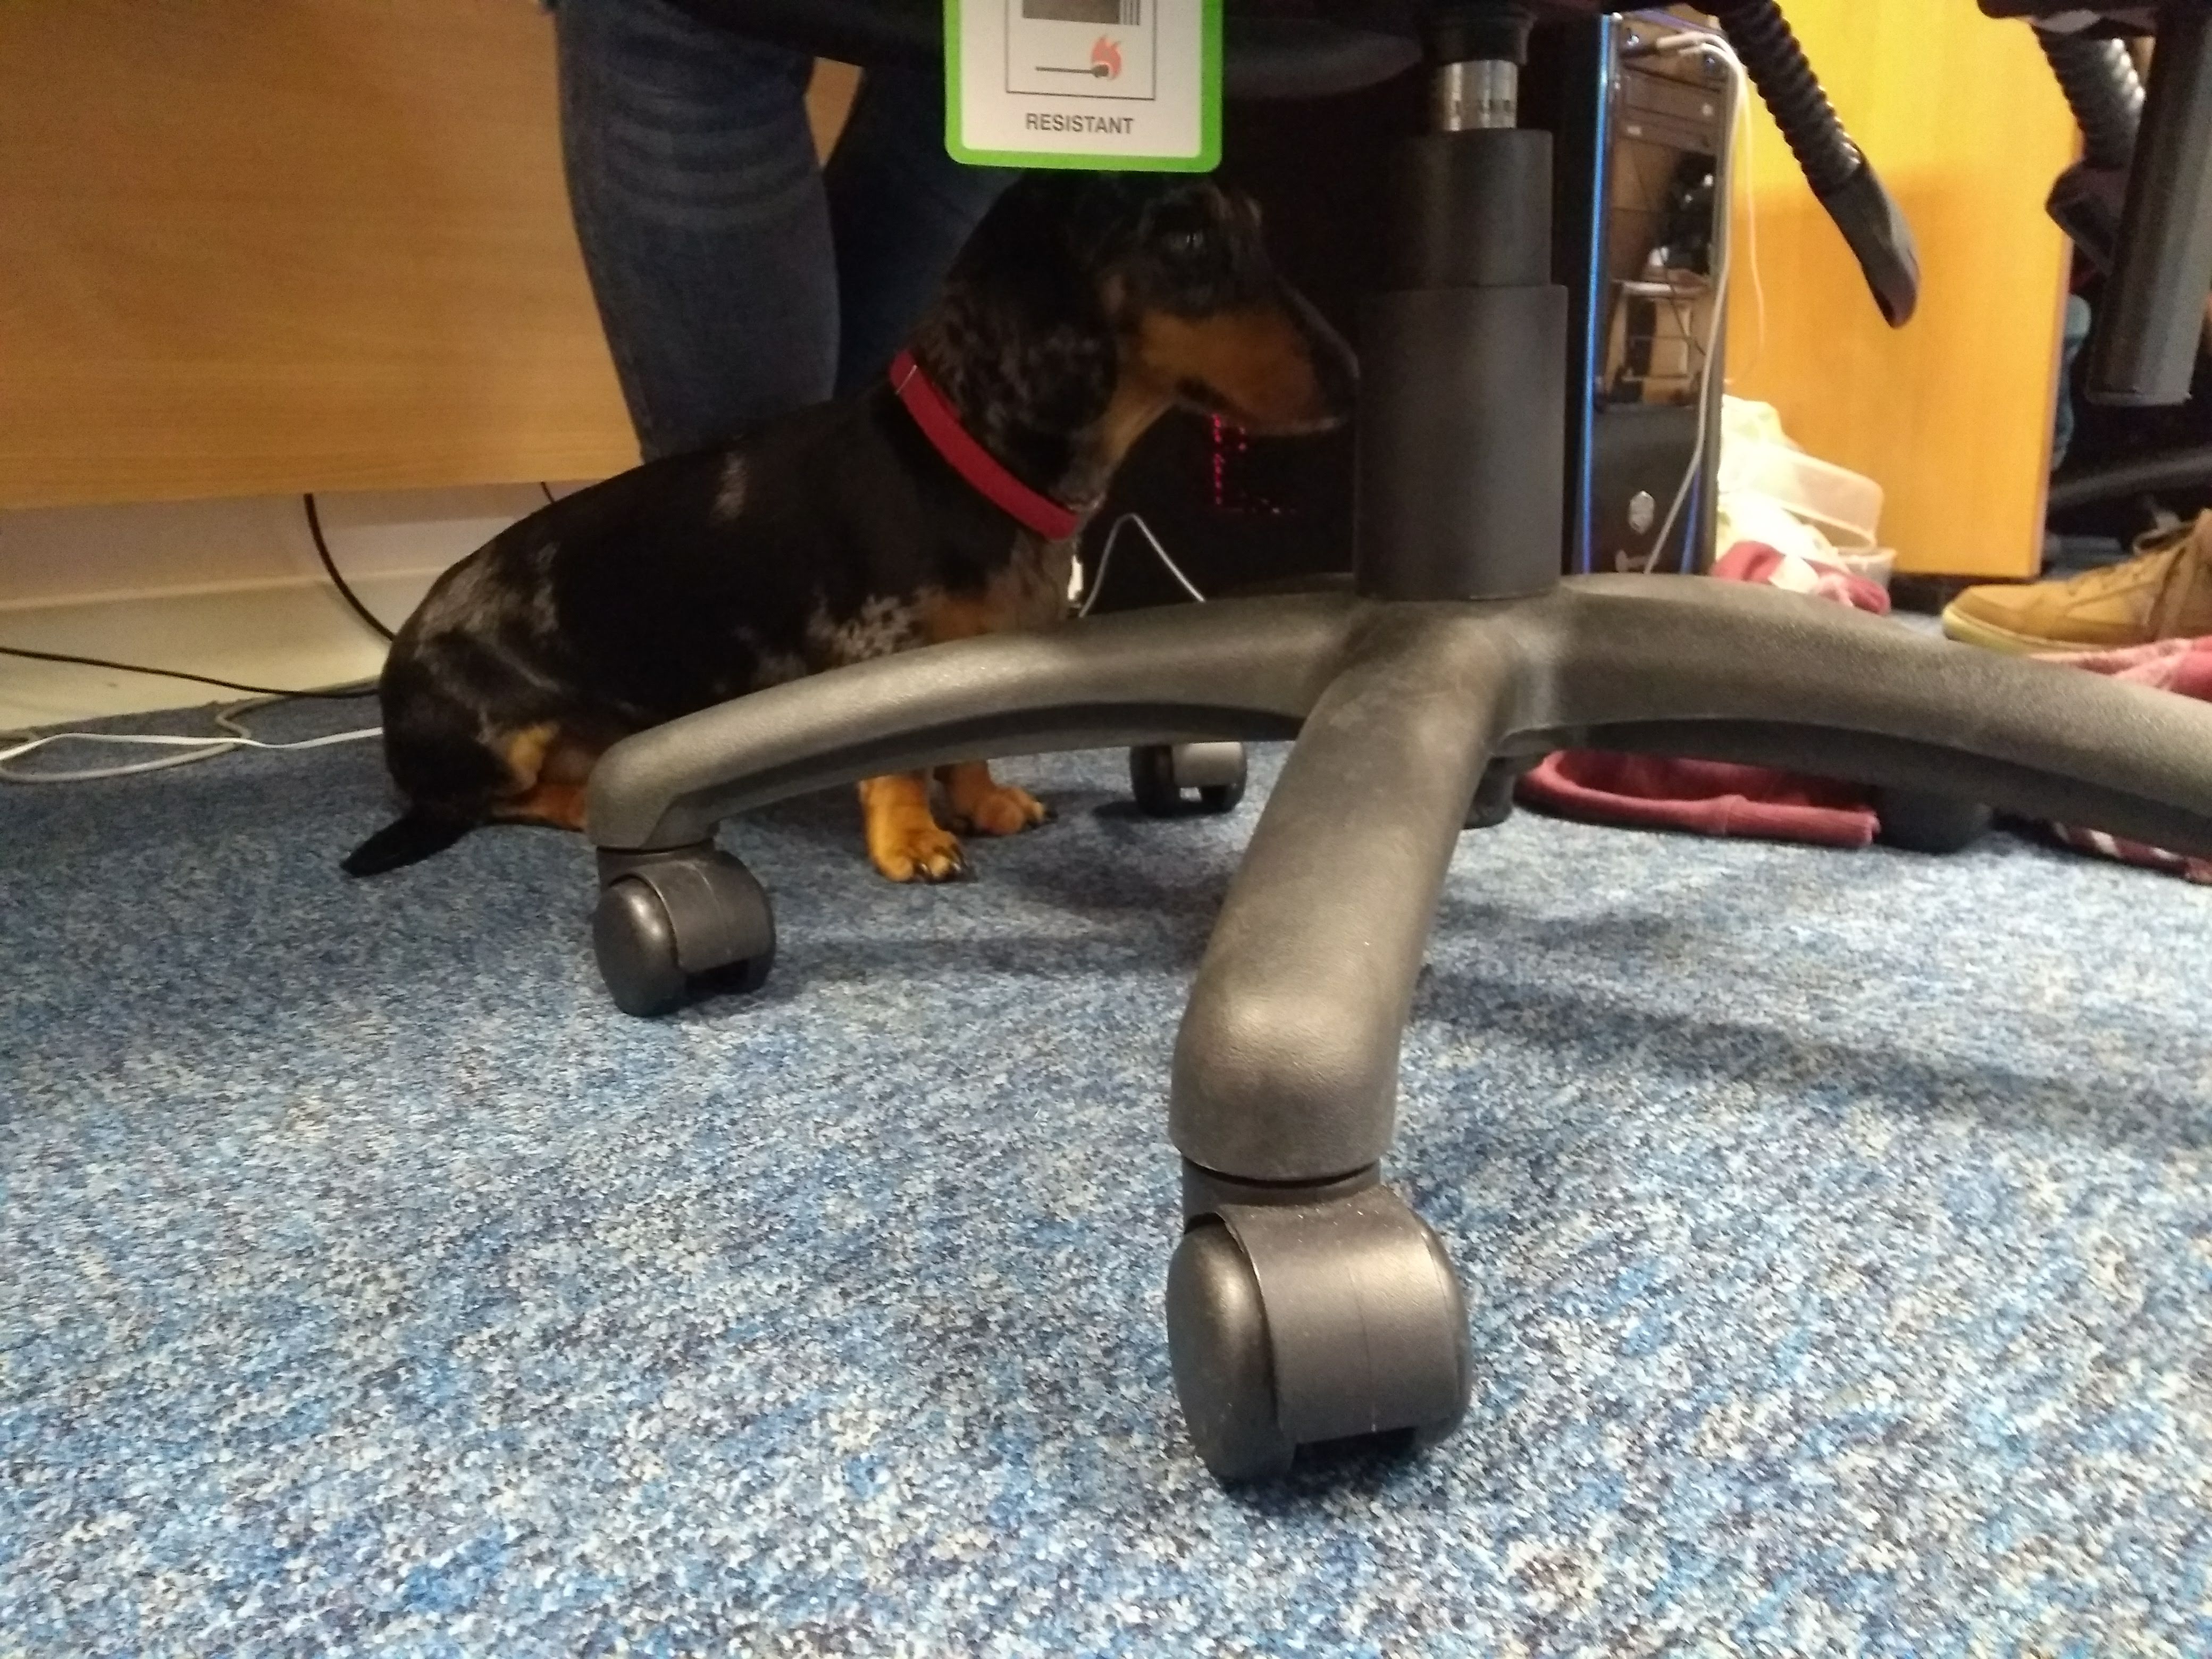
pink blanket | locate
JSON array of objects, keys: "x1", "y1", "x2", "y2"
[
  {"x1": 2040, "y1": 638, "x2": 2212, "y2": 883},
  {"x1": 1515, "y1": 543, "x2": 1888, "y2": 848},
  {"x1": 1514, "y1": 544, "x2": 2212, "y2": 881}
]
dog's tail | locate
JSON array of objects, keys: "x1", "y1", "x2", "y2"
[{"x1": 342, "y1": 808, "x2": 474, "y2": 877}]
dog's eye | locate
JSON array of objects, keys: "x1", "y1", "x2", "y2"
[{"x1": 1163, "y1": 228, "x2": 1209, "y2": 259}]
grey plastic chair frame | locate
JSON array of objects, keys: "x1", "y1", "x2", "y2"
[{"x1": 582, "y1": 1, "x2": 2212, "y2": 1481}]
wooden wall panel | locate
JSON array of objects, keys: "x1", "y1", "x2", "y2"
[
  {"x1": 2, "y1": 0, "x2": 2075, "y2": 582},
  {"x1": 1721, "y1": 0, "x2": 2078, "y2": 578},
  {"x1": 0, "y1": 3, "x2": 860, "y2": 509}
]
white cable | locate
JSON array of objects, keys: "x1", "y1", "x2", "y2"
[
  {"x1": 1690, "y1": 30, "x2": 1766, "y2": 382},
  {"x1": 1731, "y1": 57, "x2": 1767, "y2": 380},
  {"x1": 1078, "y1": 511, "x2": 1208, "y2": 616},
  {"x1": 1629, "y1": 31, "x2": 1758, "y2": 574},
  {"x1": 9, "y1": 508, "x2": 1206, "y2": 780},
  {"x1": 0, "y1": 699, "x2": 380, "y2": 785},
  {"x1": 0, "y1": 478, "x2": 554, "y2": 786}
]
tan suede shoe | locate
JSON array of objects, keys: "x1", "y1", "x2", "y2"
[{"x1": 1942, "y1": 512, "x2": 2212, "y2": 654}]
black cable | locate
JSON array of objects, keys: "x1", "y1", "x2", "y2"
[
  {"x1": 5, "y1": 489, "x2": 575, "y2": 711},
  {"x1": 0, "y1": 643, "x2": 374, "y2": 700},
  {"x1": 303, "y1": 492, "x2": 396, "y2": 641},
  {"x1": 1, "y1": 489, "x2": 555, "y2": 711},
  {"x1": 2040, "y1": 31, "x2": 2142, "y2": 173},
  {"x1": 1706, "y1": 0, "x2": 1860, "y2": 198},
  {"x1": 540, "y1": 482, "x2": 559, "y2": 507}
]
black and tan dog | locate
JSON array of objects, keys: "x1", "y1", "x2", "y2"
[{"x1": 343, "y1": 172, "x2": 1354, "y2": 884}]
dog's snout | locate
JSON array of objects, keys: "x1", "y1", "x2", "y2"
[
  {"x1": 1134, "y1": 282, "x2": 1359, "y2": 438},
  {"x1": 1293, "y1": 290, "x2": 1360, "y2": 427},
  {"x1": 1247, "y1": 284, "x2": 1357, "y2": 434}
]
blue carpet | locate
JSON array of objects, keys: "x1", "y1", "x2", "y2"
[{"x1": 4, "y1": 699, "x2": 2210, "y2": 1656}]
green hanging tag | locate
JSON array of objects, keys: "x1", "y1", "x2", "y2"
[{"x1": 945, "y1": 0, "x2": 1221, "y2": 172}]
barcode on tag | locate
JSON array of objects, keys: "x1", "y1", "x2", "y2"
[{"x1": 1024, "y1": 0, "x2": 1142, "y2": 22}]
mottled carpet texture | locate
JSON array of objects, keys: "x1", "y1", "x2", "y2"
[{"x1": 4, "y1": 699, "x2": 2209, "y2": 1657}]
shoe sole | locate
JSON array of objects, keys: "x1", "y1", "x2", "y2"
[{"x1": 1938, "y1": 600, "x2": 2112, "y2": 657}]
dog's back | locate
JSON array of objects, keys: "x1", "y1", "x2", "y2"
[
  {"x1": 343, "y1": 389, "x2": 1050, "y2": 874},
  {"x1": 345, "y1": 171, "x2": 1355, "y2": 881}
]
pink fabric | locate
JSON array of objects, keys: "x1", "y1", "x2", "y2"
[
  {"x1": 2038, "y1": 636, "x2": 2212, "y2": 883},
  {"x1": 1518, "y1": 752, "x2": 1881, "y2": 848},
  {"x1": 1514, "y1": 541, "x2": 2212, "y2": 877},
  {"x1": 1711, "y1": 541, "x2": 1892, "y2": 615},
  {"x1": 2038, "y1": 635, "x2": 2212, "y2": 699},
  {"x1": 1515, "y1": 542, "x2": 1887, "y2": 847}
]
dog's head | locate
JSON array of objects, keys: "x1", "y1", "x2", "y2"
[
  {"x1": 1071, "y1": 174, "x2": 1358, "y2": 437},
  {"x1": 919, "y1": 173, "x2": 1356, "y2": 483}
]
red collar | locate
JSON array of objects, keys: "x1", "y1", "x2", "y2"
[{"x1": 889, "y1": 349, "x2": 1084, "y2": 541}]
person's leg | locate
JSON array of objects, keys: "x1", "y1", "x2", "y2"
[
  {"x1": 823, "y1": 66, "x2": 1018, "y2": 394},
  {"x1": 554, "y1": 0, "x2": 836, "y2": 457}
]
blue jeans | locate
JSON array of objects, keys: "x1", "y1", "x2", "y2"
[{"x1": 554, "y1": 0, "x2": 1013, "y2": 459}]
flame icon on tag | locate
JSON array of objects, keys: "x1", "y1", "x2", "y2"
[{"x1": 1089, "y1": 35, "x2": 1122, "y2": 78}]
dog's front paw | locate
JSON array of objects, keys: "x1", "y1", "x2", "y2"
[
  {"x1": 950, "y1": 782, "x2": 1051, "y2": 837},
  {"x1": 872, "y1": 822, "x2": 969, "y2": 884},
  {"x1": 939, "y1": 761, "x2": 1051, "y2": 838}
]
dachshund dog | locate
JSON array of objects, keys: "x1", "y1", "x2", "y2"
[{"x1": 343, "y1": 171, "x2": 1355, "y2": 883}]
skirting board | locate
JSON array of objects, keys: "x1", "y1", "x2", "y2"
[
  {"x1": 0, "y1": 572, "x2": 438, "y2": 733},
  {"x1": 0, "y1": 482, "x2": 576, "y2": 731}
]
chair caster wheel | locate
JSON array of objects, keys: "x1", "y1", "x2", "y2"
[
  {"x1": 1165, "y1": 1221, "x2": 1298, "y2": 1481},
  {"x1": 1130, "y1": 742, "x2": 1247, "y2": 817},
  {"x1": 1464, "y1": 756, "x2": 1535, "y2": 831},
  {"x1": 1874, "y1": 786, "x2": 1992, "y2": 853},
  {"x1": 1164, "y1": 1183, "x2": 1471, "y2": 1484},
  {"x1": 592, "y1": 846, "x2": 776, "y2": 1016}
]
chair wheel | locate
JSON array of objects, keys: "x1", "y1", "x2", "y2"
[
  {"x1": 1463, "y1": 756, "x2": 1532, "y2": 831},
  {"x1": 1874, "y1": 786, "x2": 1992, "y2": 854},
  {"x1": 1164, "y1": 1185, "x2": 1471, "y2": 1484},
  {"x1": 592, "y1": 848, "x2": 776, "y2": 1016},
  {"x1": 1166, "y1": 1222, "x2": 1298, "y2": 1482},
  {"x1": 1130, "y1": 742, "x2": 1247, "y2": 817}
]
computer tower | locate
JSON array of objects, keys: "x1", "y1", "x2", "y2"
[
  {"x1": 1085, "y1": 10, "x2": 1736, "y2": 610},
  {"x1": 1526, "y1": 10, "x2": 1736, "y2": 575}
]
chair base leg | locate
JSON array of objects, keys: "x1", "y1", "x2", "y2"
[{"x1": 572, "y1": 578, "x2": 2212, "y2": 1483}]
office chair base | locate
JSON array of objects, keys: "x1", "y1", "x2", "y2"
[
  {"x1": 1166, "y1": 1179, "x2": 1472, "y2": 1484},
  {"x1": 581, "y1": 579, "x2": 2212, "y2": 1474},
  {"x1": 593, "y1": 845, "x2": 777, "y2": 1017},
  {"x1": 1130, "y1": 742, "x2": 1250, "y2": 816},
  {"x1": 1872, "y1": 785, "x2": 1995, "y2": 853},
  {"x1": 1464, "y1": 755, "x2": 1533, "y2": 829}
]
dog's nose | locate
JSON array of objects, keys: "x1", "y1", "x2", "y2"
[
  {"x1": 1309, "y1": 316, "x2": 1360, "y2": 422},
  {"x1": 1271, "y1": 283, "x2": 1359, "y2": 424},
  {"x1": 1319, "y1": 331, "x2": 1359, "y2": 416}
]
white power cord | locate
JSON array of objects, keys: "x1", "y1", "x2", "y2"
[
  {"x1": 0, "y1": 485, "x2": 566, "y2": 786},
  {"x1": 8, "y1": 506, "x2": 1201, "y2": 783},
  {"x1": 7, "y1": 506, "x2": 1204, "y2": 782},
  {"x1": 1628, "y1": 29, "x2": 1761, "y2": 574},
  {"x1": 1077, "y1": 511, "x2": 1208, "y2": 616},
  {"x1": 0, "y1": 694, "x2": 380, "y2": 785}
]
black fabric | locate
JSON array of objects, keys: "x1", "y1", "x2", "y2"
[{"x1": 650, "y1": 0, "x2": 1433, "y2": 98}]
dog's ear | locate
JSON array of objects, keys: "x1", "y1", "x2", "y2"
[{"x1": 929, "y1": 180, "x2": 1120, "y2": 438}]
